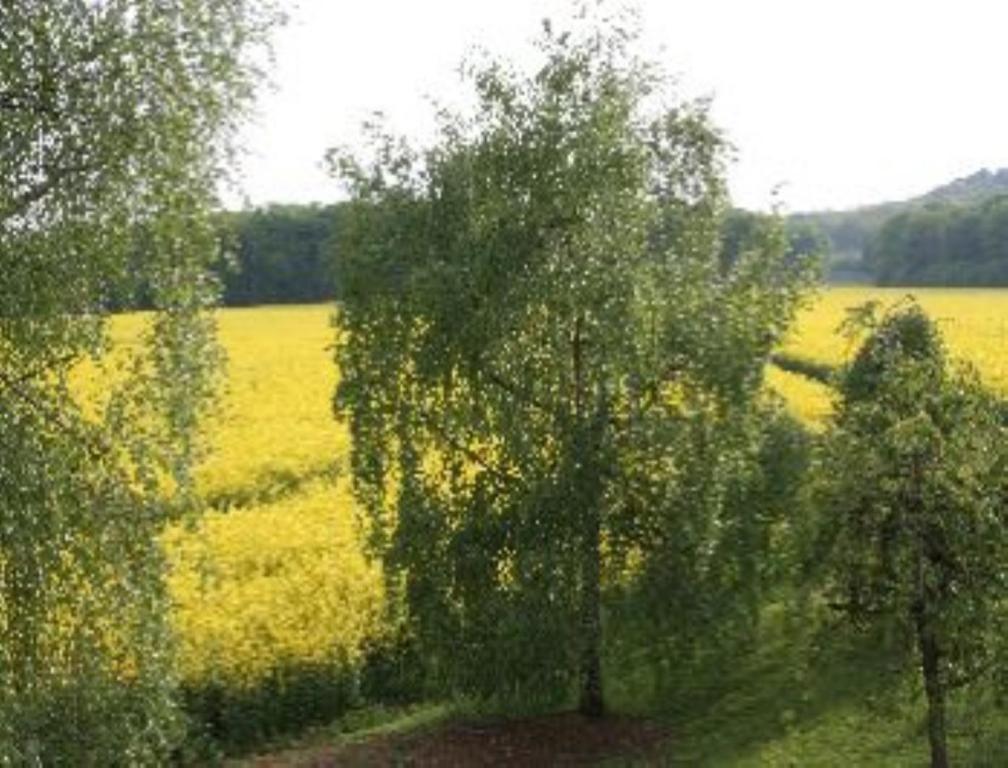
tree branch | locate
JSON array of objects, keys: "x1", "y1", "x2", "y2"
[
  {"x1": 0, "y1": 89, "x2": 62, "y2": 120},
  {"x1": 411, "y1": 403, "x2": 521, "y2": 487},
  {"x1": 482, "y1": 365, "x2": 559, "y2": 421},
  {"x1": 0, "y1": 364, "x2": 112, "y2": 460},
  {"x1": 0, "y1": 161, "x2": 95, "y2": 224}
]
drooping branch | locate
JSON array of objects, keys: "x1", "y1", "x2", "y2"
[
  {"x1": 482, "y1": 364, "x2": 563, "y2": 423},
  {"x1": 0, "y1": 161, "x2": 95, "y2": 224},
  {"x1": 0, "y1": 364, "x2": 112, "y2": 460},
  {"x1": 410, "y1": 399, "x2": 521, "y2": 488},
  {"x1": 573, "y1": 314, "x2": 584, "y2": 422},
  {"x1": 0, "y1": 89, "x2": 62, "y2": 120},
  {"x1": 0, "y1": 351, "x2": 77, "y2": 389}
]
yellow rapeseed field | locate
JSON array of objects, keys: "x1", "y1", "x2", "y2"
[
  {"x1": 770, "y1": 287, "x2": 1008, "y2": 425},
  {"x1": 783, "y1": 287, "x2": 1008, "y2": 390},
  {"x1": 764, "y1": 367, "x2": 834, "y2": 427},
  {"x1": 196, "y1": 306, "x2": 346, "y2": 503},
  {"x1": 164, "y1": 480, "x2": 382, "y2": 687},
  {"x1": 82, "y1": 292, "x2": 1004, "y2": 694},
  {"x1": 158, "y1": 305, "x2": 384, "y2": 693}
]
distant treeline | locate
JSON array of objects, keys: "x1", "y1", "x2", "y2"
[
  {"x1": 720, "y1": 209, "x2": 828, "y2": 269},
  {"x1": 110, "y1": 204, "x2": 345, "y2": 310},
  {"x1": 789, "y1": 205, "x2": 895, "y2": 263},
  {"x1": 214, "y1": 204, "x2": 345, "y2": 305},
  {"x1": 789, "y1": 168, "x2": 1008, "y2": 286},
  {"x1": 154, "y1": 187, "x2": 1008, "y2": 309},
  {"x1": 207, "y1": 204, "x2": 822, "y2": 308},
  {"x1": 865, "y1": 195, "x2": 1008, "y2": 286}
]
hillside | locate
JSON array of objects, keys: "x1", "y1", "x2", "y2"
[
  {"x1": 922, "y1": 167, "x2": 1008, "y2": 204},
  {"x1": 789, "y1": 167, "x2": 1008, "y2": 282}
]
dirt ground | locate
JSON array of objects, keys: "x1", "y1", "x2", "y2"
[{"x1": 247, "y1": 711, "x2": 674, "y2": 767}]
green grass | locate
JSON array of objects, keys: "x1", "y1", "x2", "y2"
[
  {"x1": 228, "y1": 702, "x2": 455, "y2": 765},
  {"x1": 607, "y1": 600, "x2": 1007, "y2": 766},
  {"x1": 231, "y1": 600, "x2": 1007, "y2": 766},
  {"x1": 315, "y1": 701, "x2": 455, "y2": 744}
]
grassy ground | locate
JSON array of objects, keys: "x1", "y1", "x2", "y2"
[
  {"x1": 626, "y1": 605, "x2": 1007, "y2": 766},
  {"x1": 228, "y1": 704, "x2": 456, "y2": 765},
  {"x1": 236, "y1": 599, "x2": 1007, "y2": 766}
]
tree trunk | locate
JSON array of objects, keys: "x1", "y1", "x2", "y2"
[
  {"x1": 915, "y1": 611, "x2": 948, "y2": 768},
  {"x1": 571, "y1": 314, "x2": 604, "y2": 718},
  {"x1": 578, "y1": 507, "x2": 604, "y2": 717},
  {"x1": 908, "y1": 461, "x2": 948, "y2": 768}
]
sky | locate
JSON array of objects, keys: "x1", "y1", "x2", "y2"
[{"x1": 231, "y1": 0, "x2": 1008, "y2": 213}]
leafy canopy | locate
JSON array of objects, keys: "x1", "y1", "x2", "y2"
[
  {"x1": 816, "y1": 301, "x2": 1008, "y2": 766},
  {"x1": 0, "y1": 1, "x2": 279, "y2": 762},
  {"x1": 332, "y1": 5, "x2": 815, "y2": 709}
]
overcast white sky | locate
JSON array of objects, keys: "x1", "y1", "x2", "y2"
[{"x1": 231, "y1": 0, "x2": 1008, "y2": 213}]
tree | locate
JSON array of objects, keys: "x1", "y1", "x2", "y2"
[
  {"x1": 215, "y1": 204, "x2": 344, "y2": 306},
  {"x1": 0, "y1": 1, "x2": 278, "y2": 761},
  {"x1": 720, "y1": 209, "x2": 827, "y2": 273},
  {"x1": 815, "y1": 302, "x2": 1008, "y2": 768},
  {"x1": 331, "y1": 7, "x2": 814, "y2": 716},
  {"x1": 864, "y1": 196, "x2": 1008, "y2": 286}
]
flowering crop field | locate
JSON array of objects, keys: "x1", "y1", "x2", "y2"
[
  {"x1": 167, "y1": 292, "x2": 1007, "y2": 692},
  {"x1": 764, "y1": 366, "x2": 834, "y2": 427},
  {"x1": 77, "y1": 292, "x2": 1004, "y2": 739},
  {"x1": 769, "y1": 287, "x2": 1008, "y2": 425},
  {"x1": 150, "y1": 306, "x2": 384, "y2": 722},
  {"x1": 783, "y1": 287, "x2": 1008, "y2": 388},
  {"x1": 195, "y1": 306, "x2": 346, "y2": 504}
]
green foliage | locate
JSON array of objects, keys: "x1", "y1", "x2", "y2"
[
  {"x1": 840, "y1": 301, "x2": 945, "y2": 401},
  {"x1": 789, "y1": 167, "x2": 1008, "y2": 284},
  {"x1": 0, "y1": 0, "x2": 278, "y2": 762},
  {"x1": 215, "y1": 204, "x2": 345, "y2": 306},
  {"x1": 790, "y1": 204, "x2": 899, "y2": 266},
  {"x1": 865, "y1": 195, "x2": 1008, "y2": 286},
  {"x1": 920, "y1": 167, "x2": 1008, "y2": 205},
  {"x1": 607, "y1": 405, "x2": 814, "y2": 683},
  {"x1": 720, "y1": 209, "x2": 826, "y2": 274},
  {"x1": 813, "y1": 302, "x2": 1008, "y2": 765},
  {"x1": 332, "y1": 4, "x2": 814, "y2": 714},
  {"x1": 180, "y1": 661, "x2": 362, "y2": 756}
]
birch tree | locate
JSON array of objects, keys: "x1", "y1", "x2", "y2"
[{"x1": 333, "y1": 8, "x2": 813, "y2": 715}]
